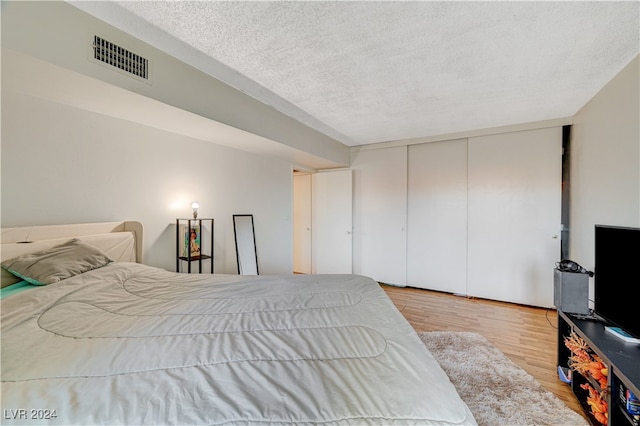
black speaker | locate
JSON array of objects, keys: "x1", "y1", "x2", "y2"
[{"x1": 553, "y1": 268, "x2": 590, "y2": 314}]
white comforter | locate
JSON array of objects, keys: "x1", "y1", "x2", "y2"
[{"x1": 1, "y1": 263, "x2": 475, "y2": 425}]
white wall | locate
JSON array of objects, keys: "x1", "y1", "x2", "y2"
[
  {"x1": 570, "y1": 55, "x2": 640, "y2": 271},
  {"x1": 1, "y1": 91, "x2": 293, "y2": 274},
  {"x1": 0, "y1": 1, "x2": 348, "y2": 169}
]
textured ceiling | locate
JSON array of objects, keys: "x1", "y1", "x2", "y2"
[{"x1": 73, "y1": 1, "x2": 639, "y2": 147}]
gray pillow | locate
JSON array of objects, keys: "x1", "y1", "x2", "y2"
[{"x1": 1, "y1": 238, "x2": 112, "y2": 285}]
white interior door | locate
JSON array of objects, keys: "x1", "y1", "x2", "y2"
[
  {"x1": 312, "y1": 170, "x2": 353, "y2": 274},
  {"x1": 352, "y1": 146, "x2": 407, "y2": 285},
  {"x1": 407, "y1": 139, "x2": 468, "y2": 294},
  {"x1": 293, "y1": 173, "x2": 312, "y2": 274},
  {"x1": 467, "y1": 127, "x2": 562, "y2": 307}
]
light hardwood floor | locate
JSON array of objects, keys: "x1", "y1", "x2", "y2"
[{"x1": 382, "y1": 284, "x2": 586, "y2": 420}]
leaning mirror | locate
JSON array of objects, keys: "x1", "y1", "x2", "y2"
[{"x1": 233, "y1": 214, "x2": 259, "y2": 275}]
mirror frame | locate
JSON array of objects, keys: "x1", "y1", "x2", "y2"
[{"x1": 233, "y1": 214, "x2": 259, "y2": 275}]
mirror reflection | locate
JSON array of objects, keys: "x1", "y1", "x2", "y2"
[{"x1": 233, "y1": 214, "x2": 259, "y2": 275}]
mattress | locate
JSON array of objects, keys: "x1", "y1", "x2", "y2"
[{"x1": 1, "y1": 263, "x2": 476, "y2": 425}]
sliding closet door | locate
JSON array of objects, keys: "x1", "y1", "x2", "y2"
[
  {"x1": 312, "y1": 170, "x2": 353, "y2": 274},
  {"x1": 467, "y1": 127, "x2": 562, "y2": 307},
  {"x1": 407, "y1": 139, "x2": 468, "y2": 294},
  {"x1": 352, "y1": 146, "x2": 407, "y2": 286}
]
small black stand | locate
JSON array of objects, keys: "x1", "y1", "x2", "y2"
[{"x1": 176, "y1": 218, "x2": 214, "y2": 273}]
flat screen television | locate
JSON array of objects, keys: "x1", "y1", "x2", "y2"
[{"x1": 594, "y1": 224, "x2": 640, "y2": 338}]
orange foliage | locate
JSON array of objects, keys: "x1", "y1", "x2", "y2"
[
  {"x1": 564, "y1": 333, "x2": 609, "y2": 389},
  {"x1": 581, "y1": 383, "x2": 608, "y2": 425}
]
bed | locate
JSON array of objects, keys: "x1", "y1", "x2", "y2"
[{"x1": 1, "y1": 222, "x2": 476, "y2": 425}]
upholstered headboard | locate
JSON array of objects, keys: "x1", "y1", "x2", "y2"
[{"x1": 0, "y1": 221, "x2": 143, "y2": 288}]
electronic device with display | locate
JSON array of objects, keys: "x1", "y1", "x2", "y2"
[{"x1": 593, "y1": 224, "x2": 640, "y2": 339}]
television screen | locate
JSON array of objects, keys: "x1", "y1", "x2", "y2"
[{"x1": 594, "y1": 225, "x2": 640, "y2": 338}]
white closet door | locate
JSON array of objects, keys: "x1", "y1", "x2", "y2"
[
  {"x1": 312, "y1": 170, "x2": 353, "y2": 274},
  {"x1": 407, "y1": 139, "x2": 468, "y2": 294},
  {"x1": 467, "y1": 127, "x2": 562, "y2": 307},
  {"x1": 352, "y1": 146, "x2": 407, "y2": 285},
  {"x1": 293, "y1": 174, "x2": 312, "y2": 274}
]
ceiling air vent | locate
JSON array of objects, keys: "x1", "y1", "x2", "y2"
[{"x1": 93, "y1": 36, "x2": 148, "y2": 80}]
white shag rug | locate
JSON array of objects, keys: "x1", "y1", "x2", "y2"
[{"x1": 419, "y1": 331, "x2": 588, "y2": 426}]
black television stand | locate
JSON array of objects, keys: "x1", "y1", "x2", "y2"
[{"x1": 558, "y1": 311, "x2": 640, "y2": 426}]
